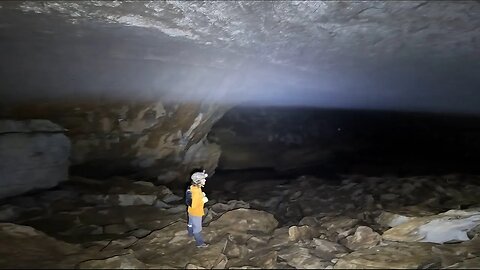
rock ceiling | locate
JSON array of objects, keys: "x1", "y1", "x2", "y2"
[
  {"x1": 0, "y1": 1, "x2": 479, "y2": 112},
  {"x1": 5, "y1": 1, "x2": 479, "y2": 70}
]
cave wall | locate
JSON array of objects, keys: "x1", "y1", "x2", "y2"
[
  {"x1": 1, "y1": 101, "x2": 229, "y2": 183},
  {"x1": 0, "y1": 120, "x2": 70, "y2": 199},
  {"x1": 210, "y1": 106, "x2": 480, "y2": 176}
]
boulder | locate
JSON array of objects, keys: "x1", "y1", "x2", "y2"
[
  {"x1": 0, "y1": 120, "x2": 70, "y2": 199},
  {"x1": 288, "y1": 225, "x2": 318, "y2": 242},
  {"x1": 319, "y1": 216, "x2": 359, "y2": 241},
  {"x1": 206, "y1": 209, "x2": 278, "y2": 240},
  {"x1": 431, "y1": 237, "x2": 480, "y2": 268},
  {"x1": 246, "y1": 235, "x2": 269, "y2": 250},
  {"x1": 311, "y1": 239, "x2": 349, "y2": 260},
  {"x1": 334, "y1": 242, "x2": 439, "y2": 269},
  {"x1": 382, "y1": 209, "x2": 480, "y2": 244},
  {"x1": 278, "y1": 246, "x2": 332, "y2": 269},
  {"x1": 245, "y1": 250, "x2": 278, "y2": 269},
  {"x1": 224, "y1": 237, "x2": 248, "y2": 258},
  {"x1": 0, "y1": 223, "x2": 82, "y2": 268},
  {"x1": 268, "y1": 227, "x2": 290, "y2": 248},
  {"x1": 345, "y1": 226, "x2": 381, "y2": 250},
  {"x1": 375, "y1": 211, "x2": 414, "y2": 228},
  {"x1": 444, "y1": 257, "x2": 480, "y2": 269}
]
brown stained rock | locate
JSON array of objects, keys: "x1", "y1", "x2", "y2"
[
  {"x1": 188, "y1": 242, "x2": 230, "y2": 270},
  {"x1": 246, "y1": 235, "x2": 269, "y2": 250},
  {"x1": 128, "y1": 219, "x2": 227, "y2": 269},
  {"x1": 278, "y1": 246, "x2": 332, "y2": 269},
  {"x1": 334, "y1": 242, "x2": 440, "y2": 269},
  {"x1": 345, "y1": 226, "x2": 381, "y2": 251},
  {"x1": 311, "y1": 239, "x2": 349, "y2": 260},
  {"x1": 268, "y1": 227, "x2": 290, "y2": 249},
  {"x1": 185, "y1": 263, "x2": 207, "y2": 269},
  {"x1": 375, "y1": 211, "x2": 415, "y2": 228},
  {"x1": 320, "y1": 216, "x2": 359, "y2": 232},
  {"x1": 444, "y1": 257, "x2": 480, "y2": 269},
  {"x1": 288, "y1": 225, "x2": 318, "y2": 242},
  {"x1": 227, "y1": 248, "x2": 278, "y2": 269},
  {"x1": 224, "y1": 237, "x2": 248, "y2": 259},
  {"x1": 130, "y1": 221, "x2": 193, "y2": 266},
  {"x1": 205, "y1": 209, "x2": 278, "y2": 242},
  {"x1": 247, "y1": 250, "x2": 278, "y2": 269},
  {"x1": 432, "y1": 238, "x2": 480, "y2": 268},
  {"x1": 319, "y1": 216, "x2": 359, "y2": 242}
]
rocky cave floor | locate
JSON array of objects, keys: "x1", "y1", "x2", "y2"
[{"x1": 1, "y1": 173, "x2": 480, "y2": 269}]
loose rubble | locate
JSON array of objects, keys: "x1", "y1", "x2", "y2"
[{"x1": 0, "y1": 173, "x2": 480, "y2": 268}]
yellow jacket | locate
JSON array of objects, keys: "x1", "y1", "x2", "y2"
[{"x1": 188, "y1": 185, "x2": 205, "y2": 216}]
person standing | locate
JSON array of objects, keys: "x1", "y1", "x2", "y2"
[{"x1": 186, "y1": 170, "x2": 209, "y2": 248}]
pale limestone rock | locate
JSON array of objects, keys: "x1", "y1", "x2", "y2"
[
  {"x1": 206, "y1": 209, "x2": 278, "y2": 239},
  {"x1": 345, "y1": 226, "x2": 381, "y2": 250},
  {"x1": 382, "y1": 209, "x2": 480, "y2": 244},
  {"x1": 375, "y1": 211, "x2": 414, "y2": 228},
  {"x1": 288, "y1": 225, "x2": 318, "y2": 242}
]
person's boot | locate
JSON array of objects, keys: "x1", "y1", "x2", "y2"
[
  {"x1": 194, "y1": 232, "x2": 208, "y2": 248},
  {"x1": 196, "y1": 243, "x2": 209, "y2": 248}
]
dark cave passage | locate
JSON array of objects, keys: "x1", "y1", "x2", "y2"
[{"x1": 209, "y1": 106, "x2": 480, "y2": 179}]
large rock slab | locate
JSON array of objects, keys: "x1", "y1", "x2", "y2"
[
  {"x1": 0, "y1": 120, "x2": 70, "y2": 199},
  {"x1": 382, "y1": 209, "x2": 480, "y2": 244},
  {"x1": 205, "y1": 209, "x2": 278, "y2": 242},
  {"x1": 311, "y1": 238, "x2": 349, "y2": 260},
  {"x1": 334, "y1": 242, "x2": 439, "y2": 269},
  {"x1": 0, "y1": 223, "x2": 81, "y2": 268},
  {"x1": 131, "y1": 221, "x2": 228, "y2": 268},
  {"x1": 288, "y1": 225, "x2": 319, "y2": 242},
  {"x1": 278, "y1": 246, "x2": 332, "y2": 269},
  {"x1": 345, "y1": 226, "x2": 381, "y2": 250}
]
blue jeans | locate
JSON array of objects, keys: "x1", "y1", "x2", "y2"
[{"x1": 187, "y1": 214, "x2": 204, "y2": 246}]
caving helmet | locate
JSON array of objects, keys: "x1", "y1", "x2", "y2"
[{"x1": 191, "y1": 170, "x2": 208, "y2": 186}]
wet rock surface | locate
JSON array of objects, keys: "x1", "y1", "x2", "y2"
[{"x1": 0, "y1": 173, "x2": 480, "y2": 268}]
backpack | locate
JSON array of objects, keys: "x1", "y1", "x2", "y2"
[{"x1": 185, "y1": 187, "x2": 192, "y2": 207}]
